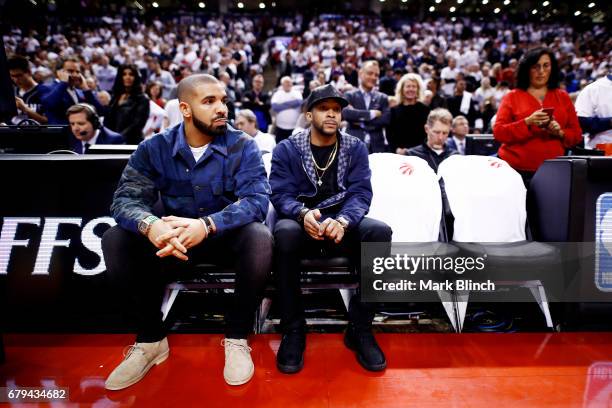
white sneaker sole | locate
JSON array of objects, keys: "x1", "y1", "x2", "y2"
[
  {"x1": 105, "y1": 349, "x2": 169, "y2": 391},
  {"x1": 224, "y1": 365, "x2": 254, "y2": 386}
]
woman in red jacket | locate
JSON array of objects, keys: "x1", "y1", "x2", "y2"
[{"x1": 494, "y1": 48, "x2": 582, "y2": 185}]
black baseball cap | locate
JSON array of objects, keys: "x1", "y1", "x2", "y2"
[{"x1": 305, "y1": 84, "x2": 349, "y2": 112}]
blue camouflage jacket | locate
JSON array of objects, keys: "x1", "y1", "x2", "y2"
[
  {"x1": 111, "y1": 123, "x2": 271, "y2": 236},
  {"x1": 269, "y1": 129, "x2": 372, "y2": 229}
]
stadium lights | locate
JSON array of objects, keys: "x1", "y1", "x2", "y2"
[
  {"x1": 503, "y1": 0, "x2": 510, "y2": 5},
  {"x1": 152, "y1": 1, "x2": 159, "y2": 7},
  {"x1": 532, "y1": 9, "x2": 537, "y2": 14},
  {"x1": 401, "y1": 0, "x2": 408, "y2": 2},
  {"x1": 429, "y1": 5, "x2": 435, "y2": 11},
  {"x1": 435, "y1": 0, "x2": 441, "y2": 3},
  {"x1": 588, "y1": 2, "x2": 595, "y2": 7},
  {"x1": 494, "y1": 7, "x2": 500, "y2": 13},
  {"x1": 457, "y1": 0, "x2": 464, "y2": 4},
  {"x1": 450, "y1": 6, "x2": 456, "y2": 12},
  {"x1": 259, "y1": 2, "x2": 265, "y2": 8},
  {"x1": 574, "y1": 10, "x2": 581, "y2": 15},
  {"x1": 237, "y1": 1, "x2": 244, "y2": 8},
  {"x1": 198, "y1": 2, "x2": 205, "y2": 8},
  {"x1": 482, "y1": 0, "x2": 489, "y2": 4},
  {"x1": 379, "y1": 0, "x2": 385, "y2": 3},
  {"x1": 271, "y1": 1, "x2": 276, "y2": 6},
  {"x1": 451, "y1": 16, "x2": 457, "y2": 21},
  {"x1": 542, "y1": 0, "x2": 549, "y2": 6}
]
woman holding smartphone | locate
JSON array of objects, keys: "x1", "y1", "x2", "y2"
[{"x1": 493, "y1": 48, "x2": 582, "y2": 185}]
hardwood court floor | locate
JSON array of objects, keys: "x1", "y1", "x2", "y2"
[{"x1": 1, "y1": 332, "x2": 612, "y2": 407}]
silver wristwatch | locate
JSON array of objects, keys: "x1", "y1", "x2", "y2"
[{"x1": 138, "y1": 215, "x2": 160, "y2": 236}]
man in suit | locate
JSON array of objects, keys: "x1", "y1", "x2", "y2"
[
  {"x1": 342, "y1": 60, "x2": 391, "y2": 153},
  {"x1": 41, "y1": 57, "x2": 104, "y2": 125},
  {"x1": 66, "y1": 103, "x2": 123, "y2": 154},
  {"x1": 446, "y1": 115, "x2": 475, "y2": 155}
]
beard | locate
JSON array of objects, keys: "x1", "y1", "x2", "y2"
[
  {"x1": 312, "y1": 119, "x2": 338, "y2": 137},
  {"x1": 193, "y1": 113, "x2": 227, "y2": 137}
]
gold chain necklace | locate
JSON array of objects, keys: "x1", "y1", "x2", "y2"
[{"x1": 311, "y1": 140, "x2": 338, "y2": 186}]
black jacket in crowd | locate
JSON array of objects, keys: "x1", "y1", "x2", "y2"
[
  {"x1": 105, "y1": 93, "x2": 150, "y2": 145},
  {"x1": 405, "y1": 142, "x2": 458, "y2": 172}
]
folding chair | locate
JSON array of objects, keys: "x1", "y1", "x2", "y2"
[
  {"x1": 368, "y1": 153, "x2": 461, "y2": 330},
  {"x1": 438, "y1": 155, "x2": 560, "y2": 331}
]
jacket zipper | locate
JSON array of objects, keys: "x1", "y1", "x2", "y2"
[{"x1": 297, "y1": 158, "x2": 318, "y2": 200}]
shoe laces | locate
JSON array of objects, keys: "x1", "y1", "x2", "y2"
[
  {"x1": 221, "y1": 339, "x2": 252, "y2": 355},
  {"x1": 122, "y1": 343, "x2": 145, "y2": 360}
]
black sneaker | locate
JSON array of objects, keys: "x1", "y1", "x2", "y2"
[
  {"x1": 344, "y1": 325, "x2": 386, "y2": 371},
  {"x1": 276, "y1": 329, "x2": 306, "y2": 374}
]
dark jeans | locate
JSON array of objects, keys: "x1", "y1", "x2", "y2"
[
  {"x1": 102, "y1": 222, "x2": 273, "y2": 342},
  {"x1": 274, "y1": 127, "x2": 294, "y2": 143},
  {"x1": 273, "y1": 217, "x2": 392, "y2": 332}
]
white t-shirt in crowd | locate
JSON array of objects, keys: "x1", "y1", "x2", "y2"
[
  {"x1": 92, "y1": 64, "x2": 117, "y2": 92},
  {"x1": 438, "y1": 155, "x2": 526, "y2": 242},
  {"x1": 440, "y1": 66, "x2": 460, "y2": 97},
  {"x1": 271, "y1": 88, "x2": 303, "y2": 130},
  {"x1": 575, "y1": 76, "x2": 612, "y2": 148},
  {"x1": 474, "y1": 86, "x2": 495, "y2": 104},
  {"x1": 149, "y1": 70, "x2": 177, "y2": 100},
  {"x1": 253, "y1": 130, "x2": 276, "y2": 154}
]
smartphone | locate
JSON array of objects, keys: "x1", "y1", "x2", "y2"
[{"x1": 542, "y1": 107, "x2": 555, "y2": 119}]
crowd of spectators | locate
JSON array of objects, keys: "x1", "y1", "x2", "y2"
[{"x1": 2, "y1": 13, "x2": 611, "y2": 167}]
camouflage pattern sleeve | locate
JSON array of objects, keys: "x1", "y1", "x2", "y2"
[{"x1": 110, "y1": 145, "x2": 159, "y2": 233}]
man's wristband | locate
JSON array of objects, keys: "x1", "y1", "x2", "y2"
[{"x1": 297, "y1": 207, "x2": 310, "y2": 224}]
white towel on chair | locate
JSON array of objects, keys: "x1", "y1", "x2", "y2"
[{"x1": 438, "y1": 155, "x2": 527, "y2": 242}]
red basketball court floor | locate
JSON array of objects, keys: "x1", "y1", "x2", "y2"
[{"x1": 1, "y1": 332, "x2": 612, "y2": 407}]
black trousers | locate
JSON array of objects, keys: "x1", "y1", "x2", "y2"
[
  {"x1": 274, "y1": 127, "x2": 294, "y2": 143},
  {"x1": 102, "y1": 222, "x2": 273, "y2": 342},
  {"x1": 273, "y1": 217, "x2": 392, "y2": 332}
]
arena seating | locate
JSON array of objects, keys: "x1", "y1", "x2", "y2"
[{"x1": 1, "y1": 153, "x2": 611, "y2": 334}]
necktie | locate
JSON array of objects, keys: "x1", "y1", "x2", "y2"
[{"x1": 84, "y1": 143, "x2": 91, "y2": 153}]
